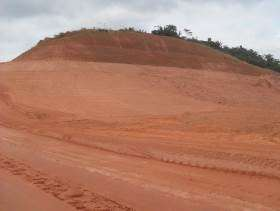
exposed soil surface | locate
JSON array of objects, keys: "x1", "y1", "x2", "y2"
[{"x1": 1, "y1": 32, "x2": 280, "y2": 210}]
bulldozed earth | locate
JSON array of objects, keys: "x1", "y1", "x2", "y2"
[{"x1": 1, "y1": 30, "x2": 280, "y2": 210}]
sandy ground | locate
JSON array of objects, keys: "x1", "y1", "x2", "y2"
[
  {"x1": 0, "y1": 60, "x2": 280, "y2": 210},
  {"x1": 0, "y1": 168, "x2": 76, "y2": 211}
]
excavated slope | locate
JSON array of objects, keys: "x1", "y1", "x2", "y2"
[
  {"x1": 1, "y1": 31, "x2": 280, "y2": 210},
  {"x1": 15, "y1": 31, "x2": 263, "y2": 75}
]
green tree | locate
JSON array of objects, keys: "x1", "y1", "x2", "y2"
[
  {"x1": 206, "y1": 38, "x2": 222, "y2": 49},
  {"x1": 151, "y1": 25, "x2": 180, "y2": 38}
]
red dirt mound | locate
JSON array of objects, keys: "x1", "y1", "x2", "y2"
[
  {"x1": 15, "y1": 30, "x2": 263, "y2": 75},
  {"x1": 1, "y1": 30, "x2": 280, "y2": 210}
]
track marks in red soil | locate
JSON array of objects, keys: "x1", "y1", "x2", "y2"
[
  {"x1": 0, "y1": 154, "x2": 133, "y2": 211},
  {"x1": 49, "y1": 135, "x2": 280, "y2": 181}
]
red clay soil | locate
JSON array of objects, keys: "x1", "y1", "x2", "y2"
[
  {"x1": 15, "y1": 31, "x2": 263, "y2": 75},
  {"x1": 1, "y1": 32, "x2": 280, "y2": 211}
]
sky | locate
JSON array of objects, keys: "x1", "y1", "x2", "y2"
[{"x1": 1, "y1": 0, "x2": 279, "y2": 61}]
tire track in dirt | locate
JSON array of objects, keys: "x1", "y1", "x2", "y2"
[
  {"x1": 49, "y1": 135, "x2": 280, "y2": 182},
  {"x1": 2, "y1": 123, "x2": 280, "y2": 184},
  {"x1": 0, "y1": 154, "x2": 133, "y2": 211}
]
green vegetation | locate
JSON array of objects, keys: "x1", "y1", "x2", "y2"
[
  {"x1": 151, "y1": 25, "x2": 181, "y2": 38},
  {"x1": 52, "y1": 27, "x2": 146, "y2": 40},
  {"x1": 152, "y1": 24, "x2": 280, "y2": 73},
  {"x1": 47, "y1": 25, "x2": 280, "y2": 73},
  {"x1": 192, "y1": 38, "x2": 280, "y2": 72},
  {"x1": 151, "y1": 25, "x2": 193, "y2": 39}
]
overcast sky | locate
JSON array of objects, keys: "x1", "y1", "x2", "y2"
[{"x1": 1, "y1": 0, "x2": 279, "y2": 62}]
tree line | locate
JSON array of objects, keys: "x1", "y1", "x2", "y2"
[
  {"x1": 151, "y1": 25, "x2": 280, "y2": 73},
  {"x1": 49, "y1": 25, "x2": 280, "y2": 73}
]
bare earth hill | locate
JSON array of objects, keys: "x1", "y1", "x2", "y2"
[
  {"x1": 1, "y1": 31, "x2": 280, "y2": 211},
  {"x1": 15, "y1": 30, "x2": 263, "y2": 75}
]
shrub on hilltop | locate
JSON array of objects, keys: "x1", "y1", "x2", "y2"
[{"x1": 39, "y1": 24, "x2": 280, "y2": 73}]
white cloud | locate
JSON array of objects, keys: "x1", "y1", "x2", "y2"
[{"x1": 0, "y1": 0, "x2": 279, "y2": 61}]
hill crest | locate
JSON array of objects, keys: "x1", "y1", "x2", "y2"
[{"x1": 15, "y1": 29, "x2": 264, "y2": 75}]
